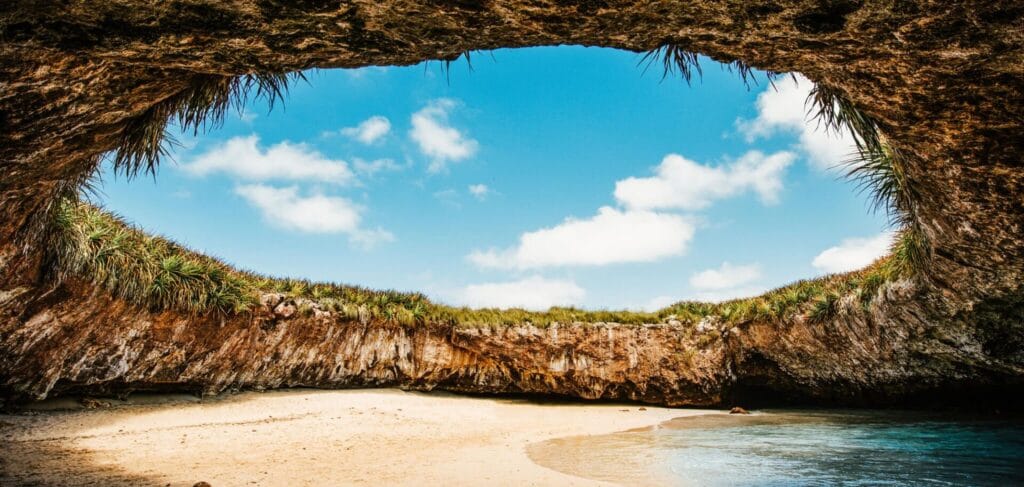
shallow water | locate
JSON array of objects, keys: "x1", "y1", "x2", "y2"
[{"x1": 528, "y1": 411, "x2": 1024, "y2": 486}]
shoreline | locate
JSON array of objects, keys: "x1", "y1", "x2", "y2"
[
  {"x1": 0, "y1": 388, "x2": 719, "y2": 486},
  {"x1": 529, "y1": 409, "x2": 1024, "y2": 486}
]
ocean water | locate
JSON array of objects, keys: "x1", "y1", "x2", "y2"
[{"x1": 528, "y1": 411, "x2": 1024, "y2": 486}]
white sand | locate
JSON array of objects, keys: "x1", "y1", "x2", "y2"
[{"x1": 0, "y1": 389, "x2": 717, "y2": 486}]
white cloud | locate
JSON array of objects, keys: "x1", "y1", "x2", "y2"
[
  {"x1": 182, "y1": 135, "x2": 355, "y2": 185},
  {"x1": 349, "y1": 228, "x2": 396, "y2": 250},
  {"x1": 341, "y1": 116, "x2": 391, "y2": 144},
  {"x1": 812, "y1": 231, "x2": 894, "y2": 273},
  {"x1": 468, "y1": 184, "x2": 489, "y2": 200},
  {"x1": 409, "y1": 99, "x2": 479, "y2": 172},
  {"x1": 683, "y1": 262, "x2": 766, "y2": 303},
  {"x1": 452, "y1": 276, "x2": 585, "y2": 311},
  {"x1": 353, "y1": 158, "x2": 402, "y2": 176},
  {"x1": 690, "y1": 262, "x2": 762, "y2": 290},
  {"x1": 234, "y1": 184, "x2": 393, "y2": 248},
  {"x1": 691, "y1": 286, "x2": 770, "y2": 303},
  {"x1": 468, "y1": 206, "x2": 694, "y2": 269},
  {"x1": 736, "y1": 74, "x2": 857, "y2": 171},
  {"x1": 614, "y1": 151, "x2": 795, "y2": 211},
  {"x1": 235, "y1": 184, "x2": 360, "y2": 234},
  {"x1": 641, "y1": 295, "x2": 678, "y2": 312}
]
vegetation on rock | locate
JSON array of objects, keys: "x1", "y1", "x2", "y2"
[{"x1": 50, "y1": 198, "x2": 913, "y2": 329}]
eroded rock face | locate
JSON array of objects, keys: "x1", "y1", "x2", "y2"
[
  {"x1": 1, "y1": 1, "x2": 1022, "y2": 406},
  {"x1": 1, "y1": 272, "x2": 1020, "y2": 407},
  {"x1": 0, "y1": 278, "x2": 730, "y2": 405}
]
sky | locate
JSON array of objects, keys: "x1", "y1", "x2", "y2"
[{"x1": 94, "y1": 46, "x2": 893, "y2": 311}]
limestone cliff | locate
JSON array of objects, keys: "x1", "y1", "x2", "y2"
[{"x1": 2, "y1": 269, "x2": 1020, "y2": 407}]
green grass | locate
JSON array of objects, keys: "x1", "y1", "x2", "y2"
[
  {"x1": 47, "y1": 199, "x2": 911, "y2": 328},
  {"x1": 49, "y1": 200, "x2": 258, "y2": 313}
]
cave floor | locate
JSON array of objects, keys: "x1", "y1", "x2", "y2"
[{"x1": 0, "y1": 389, "x2": 713, "y2": 486}]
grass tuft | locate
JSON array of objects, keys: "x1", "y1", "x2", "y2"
[
  {"x1": 641, "y1": 41, "x2": 786, "y2": 88},
  {"x1": 49, "y1": 199, "x2": 257, "y2": 314},
  {"x1": 806, "y1": 81, "x2": 932, "y2": 278},
  {"x1": 886, "y1": 227, "x2": 931, "y2": 279},
  {"x1": 807, "y1": 292, "x2": 840, "y2": 323},
  {"x1": 112, "y1": 72, "x2": 306, "y2": 179},
  {"x1": 640, "y1": 42, "x2": 703, "y2": 84},
  {"x1": 807, "y1": 83, "x2": 882, "y2": 156}
]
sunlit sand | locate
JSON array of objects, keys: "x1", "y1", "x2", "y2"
[{"x1": 1, "y1": 389, "x2": 716, "y2": 486}]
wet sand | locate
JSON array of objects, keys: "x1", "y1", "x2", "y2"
[
  {"x1": 526, "y1": 412, "x2": 789, "y2": 486},
  {"x1": 0, "y1": 389, "x2": 716, "y2": 486}
]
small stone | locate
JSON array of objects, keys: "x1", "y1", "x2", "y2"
[
  {"x1": 729, "y1": 406, "x2": 750, "y2": 415},
  {"x1": 638, "y1": 407, "x2": 647, "y2": 411},
  {"x1": 695, "y1": 318, "x2": 715, "y2": 333},
  {"x1": 273, "y1": 301, "x2": 297, "y2": 318},
  {"x1": 193, "y1": 482, "x2": 212, "y2": 487},
  {"x1": 259, "y1": 293, "x2": 284, "y2": 309}
]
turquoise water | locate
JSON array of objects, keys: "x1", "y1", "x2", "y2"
[
  {"x1": 658, "y1": 412, "x2": 1024, "y2": 486},
  {"x1": 529, "y1": 411, "x2": 1024, "y2": 486}
]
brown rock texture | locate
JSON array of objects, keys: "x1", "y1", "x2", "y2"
[
  {"x1": 0, "y1": 278, "x2": 730, "y2": 405},
  {"x1": 1, "y1": 1, "x2": 1023, "y2": 406}
]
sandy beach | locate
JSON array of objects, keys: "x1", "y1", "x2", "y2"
[{"x1": 0, "y1": 389, "x2": 717, "y2": 486}]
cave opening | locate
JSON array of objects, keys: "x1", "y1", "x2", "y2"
[{"x1": 82, "y1": 45, "x2": 893, "y2": 317}]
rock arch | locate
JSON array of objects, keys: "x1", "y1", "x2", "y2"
[{"x1": 1, "y1": 1, "x2": 1022, "y2": 406}]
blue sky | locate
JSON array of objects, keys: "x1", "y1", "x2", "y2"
[{"x1": 95, "y1": 46, "x2": 893, "y2": 311}]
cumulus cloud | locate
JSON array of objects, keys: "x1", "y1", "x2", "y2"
[
  {"x1": 683, "y1": 262, "x2": 766, "y2": 303},
  {"x1": 689, "y1": 262, "x2": 762, "y2": 290},
  {"x1": 614, "y1": 151, "x2": 795, "y2": 211},
  {"x1": 736, "y1": 74, "x2": 857, "y2": 171},
  {"x1": 235, "y1": 184, "x2": 394, "y2": 248},
  {"x1": 468, "y1": 184, "x2": 490, "y2": 200},
  {"x1": 341, "y1": 116, "x2": 391, "y2": 144},
  {"x1": 468, "y1": 207, "x2": 694, "y2": 269},
  {"x1": 182, "y1": 135, "x2": 355, "y2": 185},
  {"x1": 409, "y1": 99, "x2": 479, "y2": 172},
  {"x1": 235, "y1": 184, "x2": 359, "y2": 234},
  {"x1": 452, "y1": 276, "x2": 585, "y2": 311},
  {"x1": 812, "y1": 231, "x2": 895, "y2": 273}
]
